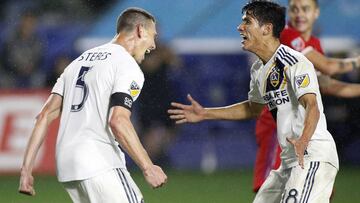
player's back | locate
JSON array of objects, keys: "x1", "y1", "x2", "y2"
[{"x1": 52, "y1": 43, "x2": 144, "y2": 182}]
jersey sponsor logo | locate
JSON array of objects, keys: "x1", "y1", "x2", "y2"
[
  {"x1": 264, "y1": 59, "x2": 290, "y2": 110},
  {"x1": 295, "y1": 74, "x2": 310, "y2": 88},
  {"x1": 278, "y1": 47, "x2": 298, "y2": 66},
  {"x1": 129, "y1": 81, "x2": 140, "y2": 98},
  {"x1": 291, "y1": 37, "x2": 305, "y2": 51},
  {"x1": 263, "y1": 89, "x2": 290, "y2": 110},
  {"x1": 124, "y1": 96, "x2": 133, "y2": 108}
]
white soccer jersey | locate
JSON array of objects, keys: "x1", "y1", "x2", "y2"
[
  {"x1": 248, "y1": 45, "x2": 338, "y2": 169},
  {"x1": 52, "y1": 43, "x2": 144, "y2": 182}
]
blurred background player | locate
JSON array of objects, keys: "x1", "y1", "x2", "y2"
[
  {"x1": 136, "y1": 42, "x2": 180, "y2": 166},
  {"x1": 253, "y1": 0, "x2": 360, "y2": 193},
  {"x1": 1, "y1": 10, "x2": 45, "y2": 88},
  {"x1": 19, "y1": 7, "x2": 167, "y2": 202},
  {"x1": 45, "y1": 54, "x2": 72, "y2": 87}
]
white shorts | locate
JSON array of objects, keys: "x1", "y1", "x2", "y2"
[
  {"x1": 253, "y1": 161, "x2": 337, "y2": 203},
  {"x1": 62, "y1": 168, "x2": 144, "y2": 203}
]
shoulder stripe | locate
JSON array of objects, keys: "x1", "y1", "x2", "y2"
[
  {"x1": 277, "y1": 51, "x2": 295, "y2": 66},
  {"x1": 277, "y1": 47, "x2": 300, "y2": 66},
  {"x1": 281, "y1": 47, "x2": 299, "y2": 63},
  {"x1": 278, "y1": 48, "x2": 296, "y2": 65},
  {"x1": 280, "y1": 47, "x2": 298, "y2": 63}
]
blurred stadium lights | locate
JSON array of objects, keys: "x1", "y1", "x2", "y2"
[
  {"x1": 76, "y1": 37, "x2": 247, "y2": 54},
  {"x1": 75, "y1": 36, "x2": 359, "y2": 57},
  {"x1": 321, "y1": 37, "x2": 359, "y2": 53},
  {"x1": 76, "y1": 0, "x2": 360, "y2": 54}
]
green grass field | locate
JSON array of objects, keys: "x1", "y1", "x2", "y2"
[{"x1": 1, "y1": 167, "x2": 359, "y2": 203}]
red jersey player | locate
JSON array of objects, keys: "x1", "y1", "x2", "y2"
[{"x1": 253, "y1": 0, "x2": 360, "y2": 192}]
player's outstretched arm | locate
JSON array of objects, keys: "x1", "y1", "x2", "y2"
[
  {"x1": 305, "y1": 50, "x2": 360, "y2": 76},
  {"x1": 168, "y1": 94, "x2": 264, "y2": 124},
  {"x1": 109, "y1": 106, "x2": 167, "y2": 188},
  {"x1": 19, "y1": 93, "x2": 62, "y2": 196},
  {"x1": 168, "y1": 94, "x2": 206, "y2": 124},
  {"x1": 319, "y1": 75, "x2": 360, "y2": 98}
]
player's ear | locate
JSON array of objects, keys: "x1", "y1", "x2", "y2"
[
  {"x1": 314, "y1": 7, "x2": 320, "y2": 20},
  {"x1": 136, "y1": 24, "x2": 145, "y2": 38},
  {"x1": 262, "y1": 23, "x2": 272, "y2": 36}
]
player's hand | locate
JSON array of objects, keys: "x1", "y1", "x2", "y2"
[
  {"x1": 143, "y1": 165, "x2": 167, "y2": 189},
  {"x1": 286, "y1": 137, "x2": 308, "y2": 169},
  {"x1": 168, "y1": 94, "x2": 206, "y2": 124},
  {"x1": 19, "y1": 170, "x2": 36, "y2": 196}
]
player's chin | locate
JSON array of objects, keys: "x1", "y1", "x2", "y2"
[
  {"x1": 241, "y1": 42, "x2": 250, "y2": 51},
  {"x1": 294, "y1": 24, "x2": 308, "y2": 33}
]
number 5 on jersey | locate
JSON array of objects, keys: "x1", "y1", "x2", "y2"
[{"x1": 71, "y1": 66, "x2": 90, "y2": 112}]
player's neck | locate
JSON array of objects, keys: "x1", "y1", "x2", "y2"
[
  {"x1": 300, "y1": 29, "x2": 313, "y2": 41},
  {"x1": 256, "y1": 38, "x2": 281, "y2": 64},
  {"x1": 111, "y1": 33, "x2": 136, "y2": 55}
]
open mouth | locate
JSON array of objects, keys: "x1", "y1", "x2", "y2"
[
  {"x1": 240, "y1": 34, "x2": 248, "y2": 42},
  {"x1": 145, "y1": 49, "x2": 151, "y2": 54}
]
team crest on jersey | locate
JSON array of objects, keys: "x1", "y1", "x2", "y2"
[
  {"x1": 129, "y1": 81, "x2": 140, "y2": 97},
  {"x1": 295, "y1": 74, "x2": 310, "y2": 88},
  {"x1": 270, "y1": 68, "x2": 280, "y2": 87},
  {"x1": 291, "y1": 37, "x2": 305, "y2": 51}
]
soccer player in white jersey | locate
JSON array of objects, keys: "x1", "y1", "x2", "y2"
[
  {"x1": 168, "y1": 1, "x2": 338, "y2": 202},
  {"x1": 19, "y1": 7, "x2": 167, "y2": 203}
]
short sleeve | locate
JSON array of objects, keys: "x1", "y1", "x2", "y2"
[
  {"x1": 111, "y1": 62, "x2": 144, "y2": 102},
  {"x1": 288, "y1": 59, "x2": 319, "y2": 100},
  {"x1": 248, "y1": 64, "x2": 266, "y2": 104},
  {"x1": 51, "y1": 72, "x2": 65, "y2": 96}
]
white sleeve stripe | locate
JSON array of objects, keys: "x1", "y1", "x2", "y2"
[
  {"x1": 297, "y1": 92, "x2": 317, "y2": 100},
  {"x1": 51, "y1": 92, "x2": 63, "y2": 97}
]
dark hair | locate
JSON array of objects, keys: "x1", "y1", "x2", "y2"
[
  {"x1": 242, "y1": 0, "x2": 286, "y2": 38},
  {"x1": 288, "y1": 0, "x2": 319, "y2": 7},
  {"x1": 116, "y1": 7, "x2": 155, "y2": 34},
  {"x1": 313, "y1": 0, "x2": 319, "y2": 7}
]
